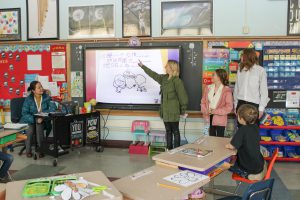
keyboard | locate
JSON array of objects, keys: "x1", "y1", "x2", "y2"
[{"x1": 4, "y1": 123, "x2": 28, "y2": 130}]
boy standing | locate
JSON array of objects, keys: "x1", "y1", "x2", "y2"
[{"x1": 225, "y1": 104, "x2": 266, "y2": 180}]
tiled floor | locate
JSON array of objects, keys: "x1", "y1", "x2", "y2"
[{"x1": 10, "y1": 147, "x2": 300, "y2": 200}]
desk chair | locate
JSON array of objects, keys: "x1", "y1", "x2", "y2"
[
  {"x1": 232, "y1": 148, "x2": 278, "y2": 195},
  {"x1": 10, "y1": 98, "x2": 26, "y2": 155},
  {"x1": 217, "y1": 178, "x2": 274, "y2": 200}
]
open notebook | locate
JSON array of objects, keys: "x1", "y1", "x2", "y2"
[{"x1": 4, "y1": 123, "x2": 28, "y2": 130}]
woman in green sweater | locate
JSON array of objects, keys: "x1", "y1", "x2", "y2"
[{"x1": 138, "y1": 60, "x2": 189, "y2": 150}]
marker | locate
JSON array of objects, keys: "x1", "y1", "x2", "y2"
[{"x1": 157, "y1": 183, "x2": 181, "y2": 191}]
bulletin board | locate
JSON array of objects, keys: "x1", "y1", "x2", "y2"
[{"x1": 0, "y1": 44, "x2": 67, "y2": 100}]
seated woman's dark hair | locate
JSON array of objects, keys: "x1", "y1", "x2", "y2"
[{"x1": 27, "y1": 81, "x2": 40, "y2": 92}]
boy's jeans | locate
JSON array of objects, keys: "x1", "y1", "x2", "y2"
[
  {"x1": 0, "y1": 151, "x2": 13, "y2": 178},
  {"x1": 229, "y1": 162, "x2": 249, "y2": 178}
]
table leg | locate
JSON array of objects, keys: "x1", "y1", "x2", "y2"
[{"x1": 204, "y1": 178, "x2": 236, "y2": 197}]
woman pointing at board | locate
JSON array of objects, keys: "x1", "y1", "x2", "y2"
[{"x1": 138, "y1": 60, "x2": 188, "y2": 150}]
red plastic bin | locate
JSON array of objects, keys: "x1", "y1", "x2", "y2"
[{"x1": 129, "y1": 142, "x2": 149, "y2": 155}]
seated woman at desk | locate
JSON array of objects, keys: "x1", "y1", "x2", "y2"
[
  {"x1": 201, "y1": 69, "x2": 233, "y2": 137},
  {"x1": 20, "y1": 81, "x2": 56, "y2": 158}
]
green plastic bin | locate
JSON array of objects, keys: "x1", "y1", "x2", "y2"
[{"x1": 0, "y1": 133, "x2": 16, "y2": 145}]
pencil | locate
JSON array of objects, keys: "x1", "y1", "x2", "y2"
[{"x1": 157, "y1": 183, "x2": 181, "y2": 191}]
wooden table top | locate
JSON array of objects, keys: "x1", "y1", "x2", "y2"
[
  {"x1": 6, "y1": 171, "x2": 123, "y2": 200},
  {"x1": 152, "y1": 136, "x2": 235, "y2": 172},
  {"x1": 113, "y1": 165, "x2": 210, "y2": 200}
]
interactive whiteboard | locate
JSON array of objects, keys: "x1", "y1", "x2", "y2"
[{"x1": 85, "y1": 48, "x2": 180, "y2": 107}]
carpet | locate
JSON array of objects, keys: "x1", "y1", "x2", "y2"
[{"x1": 11, "y1": 164, "x2": 65, "y2": 181}]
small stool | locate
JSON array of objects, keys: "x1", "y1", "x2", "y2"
[
  {"x1": 131, "y1": 120, "x2": 150, "y2": 145},
  {"x1": 149, "y1": 130, "x2": 166, "y2": 156}
]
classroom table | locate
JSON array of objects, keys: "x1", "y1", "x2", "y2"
[
  {"x1": 113, "y1": 165, "x2": 210, "y2": 200},
  {"x1": 0, "y1": 128, "x2": 27, "y2": 152},
  {"x1": 0, "y1": 184, "x2": 5, "y2": 200},
  {"x1": 5, "y1": 171, "x2": 123, "y2": 200},
  {"x1": 152, "y1": 136, "x2": 234, "y2": 172}
]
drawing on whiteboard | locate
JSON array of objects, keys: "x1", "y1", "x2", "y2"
[{"x1": 113, "y1": 71, "x2": 147, "y2": 93}]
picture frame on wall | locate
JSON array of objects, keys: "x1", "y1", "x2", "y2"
[
  {"x1": 161, "y1": 1, "x2": 213, "y2": 36},
  {"x1": 287, "y1": 0, "x2": 300, "y2": 35},
  {"x1": 26, "y1": 0, "x2": 59, "y2": 40},
  {"x1": 0, "y1": 8, "x2": 21, "y2": 41},
  {"x1": 122, "y1": 0, "x2": 151, "y2": 37},
  {"x1": 69, "y1": 4, "x2": 115, "y2": 39}
]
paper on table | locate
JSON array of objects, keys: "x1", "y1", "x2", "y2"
[
  {"x1": 47, "y1": 82, "x2": 59, "y2": 96},
  {"x1": 163, "y1": 170, "x2": 209, "y2": 187},
  {"x1": 52, "y1": 52, "x2": 66, "y2": 69},
  {"x1": 27, "y1": 55, "x2": 42, "y2": 70},
  {"x1": 52, "y1": 74, "x2": 66, "y2": 82},
  {"x1": 286, "y1": 91, "x2": 300, "y2": 108}
]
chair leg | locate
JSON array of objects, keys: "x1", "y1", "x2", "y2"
[
  {"x1": 19, "y1": 146, "x2": 26, "y2": 156},
  {"x1": 234, "y1": 181, "x2": 242, "y2": 195}
]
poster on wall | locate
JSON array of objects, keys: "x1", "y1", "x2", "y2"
[
  {"x1": 288, "y1": 0, "x2": 300, "y2": 35},
  {"x1": 161, "y1": 1, "x2": 213, "y2": 36},
  {"x1": 286, "y1": 91, "x2": 300, "y2": 108},
  {"x1": 273, "y1": 91, "x2": 287, "y2": 103},
  {"x1": 0, "y1": 8, "x2": 21, "y2": 41},
  {"x1": 71, "y1": 71, "x2": 83, "y2": 97},
  {"x1": 69, "y1": 5, "x2": 114, "y2": 38},
  {"x1": 26, "y1": 0, "x2": 59, "y2": 40},
  {"x1": 86, "y1": 117, "x2": 100, "y2": 144},
  {"x1": 70, "y1": 120, "x2": 84, "y2": 147},
  {"x1": 122, "y1": 0, "x2": 151, "y2": 37},
  {"x1": 203, "y1": 49, "x2": 229, "y2": 85}
]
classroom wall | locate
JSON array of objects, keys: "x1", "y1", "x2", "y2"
[
  {"x1": 0, "y1": 0, "x2": 287, "y2": 143},
  {"x1": 0, "y1": 0, "x2": 288, "y2": 40}
]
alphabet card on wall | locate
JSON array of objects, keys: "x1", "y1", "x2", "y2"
[{"x1": 163, "y1": 170, "x2": 209, "y2": 187}]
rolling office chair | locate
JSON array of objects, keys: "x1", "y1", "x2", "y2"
[{"x1": 10, "y1": 97, "x2": 26, "y2": 155}]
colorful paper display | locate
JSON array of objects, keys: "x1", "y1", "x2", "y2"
[{"x1": 202, "y1": 49, "x2": 229, "y2": 85}]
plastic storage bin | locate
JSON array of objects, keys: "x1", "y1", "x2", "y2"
[
  {"x1": 284, "y1": 146, "x2": 300, "y2": 158},
  {"x1": 0, "y1": 133, "x2": 16, "y2": 145},
  {"x1": 268, "y1": 146, "x2": 284, "y2": 157}
]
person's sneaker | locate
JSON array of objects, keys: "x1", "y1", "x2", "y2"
[
  {"x1": 0, "y1": 176, "x2": 9, "y2": 183},
  {"x1": 49, "y1": 144, "x2": 54, "y2": 151},
  {"x1": 58, "y1": 146, "x2": 64, "y2": 153}
]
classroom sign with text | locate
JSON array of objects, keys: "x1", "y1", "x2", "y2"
[
  {"x1": 86, "y1": 117, "x2": 100, "y2": 144},
  {"x1": 70, "y1": 120, "x2": 83, "y2": 147}
]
